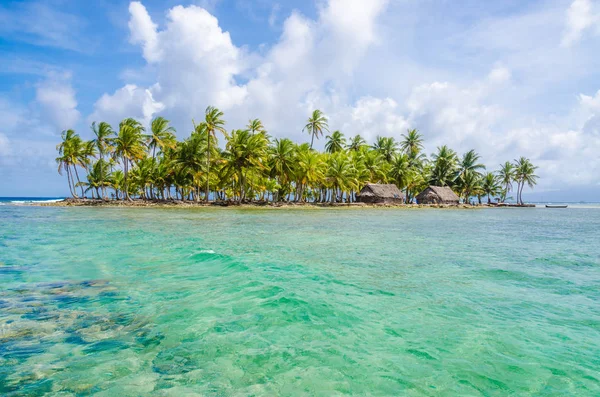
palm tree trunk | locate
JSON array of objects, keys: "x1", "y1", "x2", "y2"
[
  {"x1": 66, "y1": 165, "x2": 76, "y2": 198},
  {"x1": 124, "y1": 158, "x2": 132, "y2": 201},
  {"x1": 310, "y1": 133, "x2": 315, "y2": 149},
  {"x1": 205, "y1": 133, "x2": 211, "y2": 203},
  {"x1": 73, "y1": 166, "x2": 84, "y2": 197},
  {"x1": 519, "y1": 182, "x2": 524, "y2": 205}
]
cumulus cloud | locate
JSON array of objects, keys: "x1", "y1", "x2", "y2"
[
  {"x1": 128, "y1": 1, "x2": 160, "y2": 62},
  {"x1": 92, "y1": 0, "x2": 390, "y2": 138},
  {"x1": 35, "y1": 74, "x2": 80, "y2": 132},
  {"x1": 90, "y1": 84, "x2": 164, "y2": 127},
  {"x1": 562, "y1": 0, "x2": 599, "y2": 46},
  {"x1": 127, "y1": 1, "x2": 247, "y2": 117}
]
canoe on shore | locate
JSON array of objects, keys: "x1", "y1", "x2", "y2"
[{"x1": 546, "y1": 205, "x2": 568, "y2": 208}]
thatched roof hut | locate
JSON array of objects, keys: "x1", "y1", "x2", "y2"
[
  {"x1": 356, "y1": 184, "x2": 405, "y2": 204},
  {"x1": 416, "y1": 186, "x2": 459, "y2": 205}
]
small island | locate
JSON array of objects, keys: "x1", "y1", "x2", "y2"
[{"x1": 54, "y1": 107, "x2": 538, "y2": 207}]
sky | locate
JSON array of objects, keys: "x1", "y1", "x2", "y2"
[{"x1": 0, "y1": 0, "x2": 599, "y2": 200}]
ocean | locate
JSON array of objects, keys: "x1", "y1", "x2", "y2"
[{"x1": 1, "y1": 205, "x2": 599, "y2": 395}]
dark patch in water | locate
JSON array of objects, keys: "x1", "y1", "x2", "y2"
[
  {"x1": 113, "y1": 313, "x2": 136, "y2": 326},
  {"x1": 80, "y1": 279, "x2": 109, "y2": 288},
  {"x1": 0, "y1": 343, "x2": 48, "y2": 360},
  {"x1": 21, "y1": 308, "x2": 60, "y2": 321},
  {"x1": 136, "y1": 332, "x2": 164, "y2": 349},
  {"x1": 406, "y1": 349, "x2": 437, "y2": 360},
  {"x1": 384, "y1": 327, "x2": 402, "y2": 337},
  {"x1": 152, "y1": 347, "x2": 200, "y2": 375},
  {"x1": 54, "y1": 294, "x2": 90, "y2": 306},
  {"x1": 40, "y1": 281, "x2": 69, "y2": 289},
  {"x1": 83, "y1": 340, "x2": 129, "y2": 354},
  {"x1": 0, "y1": 266, "x2": 23, "y2": 275},
  {"x1": 65, "y1": 334, "x2": 88, "y2": 345}
]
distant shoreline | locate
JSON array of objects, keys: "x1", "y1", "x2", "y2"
[{"x1": 32, "y1": 198, "x2": 534, "y2": 209}]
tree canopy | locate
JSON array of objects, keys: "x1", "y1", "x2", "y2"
[{"x1": 56, "y1": 108, "x2": 538, "y2": 204}]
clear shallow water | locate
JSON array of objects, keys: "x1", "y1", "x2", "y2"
[{"x1": 1, "y1": 206, "x2": 599, "y2": 396}]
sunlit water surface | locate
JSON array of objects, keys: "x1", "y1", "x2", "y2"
[{"x1": 1, "y1": 206, "x2": 599, "y2": 396}]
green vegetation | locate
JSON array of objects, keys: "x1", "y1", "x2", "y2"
[{"x1": 56, "y1": 107, "x2": 538, "y2": 204}]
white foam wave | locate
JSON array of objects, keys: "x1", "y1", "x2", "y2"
[{"x1": 7, "y1": 199, "x2": 64, "y2": 204}]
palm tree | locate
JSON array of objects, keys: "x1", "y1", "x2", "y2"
[
  {"x1": 400, "y1": 129, "x2": 423, "y2": 158},
  {"x1": 389, "y1": 153, "x2": 412, "y2": 203},
  {"x1": 110, "y1": 170, "x2": 125, "y2": 200},
  {"x1": 347, "y1": 135, "x2": 366, "y2": 152},
  {"x1": 430, "y1": 145, "x2": 458, "y2": 187},
  {"x1": 148, "y1": 117, "x2": 176, "y2": 159},
  {"x1": 264, "y1": 179, "x2": 281, "y2": 202},
  {"x1": 113, "y1": 118, "x2": 146, "y2": 201},
  {"x1": 325, "y1": 152, "x2": 355, "y2": 203},
  {"x1": 178, "y1": 124, "x2": 210, "y2": 201},
  {"x1": 56, "y1": 129, "x2": 83, "y2": 198},
  {"x1": 302, "y1": 109, "x2": 329, "y2": 149},
  {"x1": 204, "y1": 106, "x2": 227, "y2": 202},
  {"x1": 459, "y1": 170, "x2": 482, "y2": 204},
  {"x1": 80, "y1": 159, "x2": 112, "y2": 199},
  {"x1": 268, "y1": 138, "x2": 296, "y2": 201},
  {"x1": 325, "y1": 130, "x2": 346, "y2": 153},
  {"x1": 247, "y1": 119, "x2": 266, "y2": 135},
  {"x1": 459, "y1": 149, "x2": 486, "y2": 177},
  {"x1": 497, "y1": 161, "x2": 515, "y2": 203},
  {"x1": 514, "y1": 157, "x2": 538, "y2": 205},
  {"x1": 220, "y1": 129, "x2": 268, "y2": 203},
  {"x1": 91, "y1": 121, "x2": 115, "y2": 198},
  {"x1": 296, "y1": 149, "x2": 324, "y2": 202},
  {"x1": 358, "y1": 149, "x2": 388, "y2": 183},
  {"x1": 482, "y1": 172, "x2": 501, "y2": 204},
  {"x1": 91, "y1": 122, "x2": 114, "y2": 160},
  {"x1": 372, "y1": 136, "x2": 398, "y2": 163}
]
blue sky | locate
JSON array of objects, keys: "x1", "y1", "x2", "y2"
[{"x1": 1, "y1": 0, "x2": 599, "y2": 200}]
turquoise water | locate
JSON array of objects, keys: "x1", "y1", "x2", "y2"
[{"x1": 1, "y1": 206, "x2": 599, "y2": 396}]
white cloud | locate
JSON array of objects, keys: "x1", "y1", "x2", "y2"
[
  {"x1": 562, "y1": 0, "x2": 599, "y2": 46},
  {"x1": 335, "y1": 97, "x2": 409, "y2": 142},
  {"x1": 488, "y1": 66, "x2": 512, "y2": 84},
  {"x1": 128, "y1": 1, "x2": 160, "y2": 62},
  {"x1": 89, "y1": 84, "x2": 164, "y2": 127},
  {"x1": 35, "y1": 73, "x2": 80, "y2": 132}
]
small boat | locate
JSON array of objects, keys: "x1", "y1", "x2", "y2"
[{"x1": 546, "y1": 204, "x2": 568, "y2": 208}]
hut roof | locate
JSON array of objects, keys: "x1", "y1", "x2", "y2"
[
  {"x1": 357, "y1": 183, "x2": 404, "y2": 198},
  {"x1": 419, "y1": 186, "x2": 459, "y2": 201}
]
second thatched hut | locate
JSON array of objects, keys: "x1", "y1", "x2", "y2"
[
  {"x1": 416, "y1": 186, "x2": 459, "y2": 205},
  {"x1": 356, "y1": 184, "x2": 405, "y2": 204}
]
